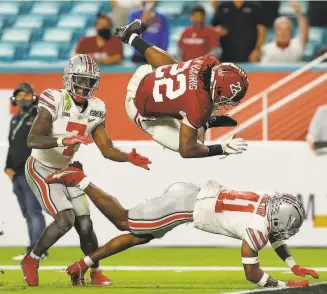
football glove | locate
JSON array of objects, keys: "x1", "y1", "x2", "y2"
[
  {"x1": 205, "y1": 115, "x2": 237, "y2": 130},
  {"x1": 128, "y1": 148, "x2": 152, "y2": 170},
  {"x1": 45, "y1": 162, "x2": 89, "y2": 190},
  {"x1": 62, "y1": 136, "x2": 93, "y2": 146},
  {"x1": 221, "y1": 135, "x2": 247, "y2": 155},
  {"x1": 285, "y1": 280, "x2": 309, "y2": 288},
  {"x1": 291, "y1": 265, "x2": 319, "y2": 279}
]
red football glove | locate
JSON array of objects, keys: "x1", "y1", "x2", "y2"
[
  {"x1": 286, "y1": 280, "x2": 309, "y2": 288},
  {"x1": 45, "y1": 162, "x2": 86, "y2": 187},
  {"x1": 63, "y1": 136, "x2": 93, "y2": 146},
  {"x1": 291, "y1": 265, "x2": 319, "y2": 279},
  {"x1": 127, "y1": 148, "x2": 152, "y2": 170}
]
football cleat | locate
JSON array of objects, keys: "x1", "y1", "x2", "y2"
[
  {"x1": 114, "y1": 19, "x2": 148, "y2": 43},
  {"x1": 90, "y1": 270, "x2": 112, "y2": 286},
  {"x1": 66, "y1": 259, "x2": 88, "y2": 286},
  {"x1": 21, "y1": 255, "x2": 39, "y2": 286}
]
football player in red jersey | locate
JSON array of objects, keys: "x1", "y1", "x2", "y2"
[
  {"x1": 45, "y1": 163, "x2": 319, "y2": 289},
  {"x1": 115, "y1": 20, "x2": 249, "y2": 159}
]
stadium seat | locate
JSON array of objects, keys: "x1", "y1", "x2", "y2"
[
  {"x1": 303, "y1": 43, "x2": 317, "y2": 61},
  {"x1": 43, "y1": 28, "x2": 73, "y2": 43},
  {"x1": 168, "y1": 43, "x2": 178, "y2": 57},
  {"x1": 123, "y1": 44, "x2": 134, "y2": 59},
  {"x1": 30, "y1": 2, "x2": 61, "y2": 15},
  {"x1": 0, "y1": 43, "x2": 16, "y2": 61},
  {"x1": 0, "y1": 2, "x2": 20, "y2": 16},
  {"x1": 85, "y1": 27, "x2": 96, "y2": 37},
  {"x1": 13, "y1": 15, "x2": 44, "y2": 29},
  {"x1": 57, "y1": 15, "x2": 87, "y2": 29},
  {"x1": 29, "y1": 42, "x2": 59, "y2": 61},
  {"x1": 170, "y1": 26, "x2": 185, "y2": 42},
  {"x1": 156, "y1": 2, "x2": 184, "y2": 17},
  {"x1": 1, "y1": 28, "x2": 32, "y2": 43},
  {"x1": 308, "y1": 27, "x2": 324, "y2": 46},
  {"x1": 70, "y1": 3, "x2": 101, "y2": 15}
]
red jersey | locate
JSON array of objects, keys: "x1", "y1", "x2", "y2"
[
  {"x1": 178, "y1": 26, "x2": 219, "y2": 61},
  {"x1": 75, "y1": 36, "x2": 123, "y2": 58},
  {"x1": 134, "y1": 55, "x2": 219, "y2": 128}
]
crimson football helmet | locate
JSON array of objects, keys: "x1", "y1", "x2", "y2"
[{"x1": 210, "y1": 63, "x2": 249, "y2": 109}]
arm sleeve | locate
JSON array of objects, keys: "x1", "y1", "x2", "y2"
[
  {"x1": 306, "y1": 106, "x2": 327, "y2": 143},
  {"x1": 244, "y1": 228, "x2": 268, "y2": 252},
  {"x1": 38, "y1": 89, "x2": 59, "y2": 121}
]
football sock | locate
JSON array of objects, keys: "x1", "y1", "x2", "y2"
[
  {"x1": 90, "y1": 267, "x2": 100, "y2": 272},
  {"x1": 129, "y1": 34, "x2": 153, "y2": 55},
  {"x1": 30, "y1": 252, "x2": 40, "y2": 260},
  {"x1": 84, "y1": 256, "x2": 94, "y2": 267}
]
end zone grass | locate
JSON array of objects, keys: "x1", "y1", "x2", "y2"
[{"x1": 0, "y1": 247, "x2": 326, "y2": 294}]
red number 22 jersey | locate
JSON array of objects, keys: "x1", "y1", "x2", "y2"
[{"x1": 134, "y1": 55, "x2": 219, "y2": 128}]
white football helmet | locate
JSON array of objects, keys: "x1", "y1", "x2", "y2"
[
  {"x1": 63, "y1": 54, "x2": 100, "y2": 101},
  {"x1": 267, "y1": 194, "x2": 305, "y2": 241}
]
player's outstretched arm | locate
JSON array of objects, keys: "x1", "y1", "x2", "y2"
[
  {"x1": 92, "y1": 122, "x2": 151, "y2": 169},
  {"x1": 179, "y1": 123, "x2": 247, "y2": 158},
  {"x1": 27, "y1": 108, "x2": 92, "y2": 149},
  {"x1": 269, "y1": 236, "x2": 319, "y2": 279},
  {"x1": 241, "y1": 240, "x2": 309, "y2": 288},
  {"x1": 45, "y1": 164, "x2": 129, "y2": 231}
]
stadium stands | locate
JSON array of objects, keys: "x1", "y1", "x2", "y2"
[{"x1": 0, "y1": 1, "x2": 326, "y2": 63}]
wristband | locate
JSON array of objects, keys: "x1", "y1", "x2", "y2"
[
  {"x1": 57, "y1": 137, "x2": 64, "y2": 147},
  {"x1": 207, "y1": 145, "x2": 223, "y2": 156},
  {"x1": 257, "y1": 272, "x2": 269, "y2": 287},
  {"x1": 285, "y1": 257, "x2": 297, "y2": 269},
  {"x1": 77, "y1": 177, "x2": 90, "y2": 191}
]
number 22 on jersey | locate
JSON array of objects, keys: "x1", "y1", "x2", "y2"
[
  {"x1": 62, "y1": 122, "x2": 87, "y2": 156},
  {"x1": 153, "y1": 60, "x2": 192, "y2": 102},
  {"x1": 215, "y1": 192, "x2": 261, "y2": 214}
]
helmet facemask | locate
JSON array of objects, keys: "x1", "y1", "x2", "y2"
[
  {"x1": 71, "y1": 74, "x2": 100, "y2": 100},
  {"x1": 210, "y1": 63, "x2": 248, "y2": 112},
  {"x1": 267, "y1": 194, "x2": 305, "y2": 241}
]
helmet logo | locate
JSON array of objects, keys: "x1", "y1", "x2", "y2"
[{"x1": 230, "y1": 82, "x2": 242, "y2": 96}]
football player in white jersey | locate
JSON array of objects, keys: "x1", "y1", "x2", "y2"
[
  {"x1": 46, "y1": 163, "x2": 319, "y2": 289},
  {"x1": 21, "y1": 54, "x2": 151, "y2": 287}
]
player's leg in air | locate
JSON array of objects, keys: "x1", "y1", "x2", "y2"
[
  {"x1": 45, "y1": 163, "x2": 198, "y2": 280},
  {"x1": 116, "y1": 20, "x2": 247, "y2": 158}
]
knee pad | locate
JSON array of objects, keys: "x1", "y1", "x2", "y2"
[{"x1": 76, "y1": 216, "x2": 93, "y2": 236}]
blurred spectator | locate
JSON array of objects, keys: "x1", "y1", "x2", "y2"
[
  {"x1": 261, "y1": 2, "x2": 308, "y2": 63},
  {"x1": 5, "y1": 83, "x2": 47, "y2": 261},
  {"x1": 211, "y1": 1, "x2": 266, "y2": 63},
  {"x1": 256, "y1": 1, "x2": 280, "y2": 28},
  {"x1": 74, "y1": 13, "x2": 123, "y2": 65},
  {"x1": 307, "y1": 105, "x2": 327, "y2": 155},
  {"x1": 111, "y1": 0, "x2": 141, "y2": 28},
  {"x1": 128, "y1": 1, "x2": 169, "y2": 63},
  {"x1": 308, "y1": 1, "x2": 327, "y2": 27},
  {"x1": 178, "y1": 5, "x2": 219, "y2": 61}
]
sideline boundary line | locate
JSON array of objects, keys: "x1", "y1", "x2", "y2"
[{"x1": 1, "y1": 265, "x2": 327, "y2": 272}]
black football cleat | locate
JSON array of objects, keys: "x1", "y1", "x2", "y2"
[{"x1": 114, "y1": 19, "x2": 148, "y2": 43}]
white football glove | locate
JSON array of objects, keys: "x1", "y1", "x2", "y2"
[{"x1": 221, "y1": 135, "x2": 248, "y2": 155}]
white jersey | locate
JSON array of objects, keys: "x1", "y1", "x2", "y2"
[
  {"x1": 32, "y1": 89, "x2": 106, "y2": 168},
  {"x1": 193, "y1": 181, "x2": 277, "y2": 252}
]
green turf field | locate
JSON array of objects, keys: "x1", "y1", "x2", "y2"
[{"x1": 0, "y1": 247, "x2": 326, "y2": 294}]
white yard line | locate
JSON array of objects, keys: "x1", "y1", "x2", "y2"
[
  {"x1": 1, "y1": 265, "x2": 327, "y2": 272},
  {"x1": 224, "y1": 281, "x2": 327, "y2": 294}
]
